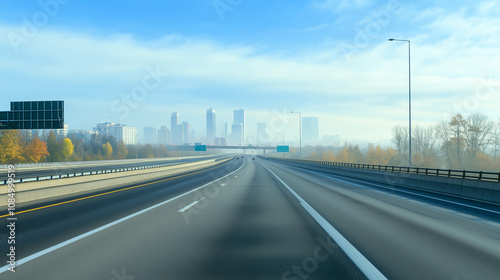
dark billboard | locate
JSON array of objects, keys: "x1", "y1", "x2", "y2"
[{"x1": 0, "y1": 101, "x2": 64, "y2": 130}]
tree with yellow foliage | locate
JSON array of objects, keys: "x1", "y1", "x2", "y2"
[
  {"x1": 336, "y1": 145, "x2": 365, "y2": 164},
  {"x1": 366, "y1": 145, "x2": 388, "y2": 165},
  {"x1": 103, "y1": 142, "x2": 113, "y2": 159},
  {"x1": 0, "y1": 130, "x2": 25, "y2": 164},
  {"x1": 322, "y1": 150, "x2": 336, "y2": 162},
  {"x1": 116, "y1": 140, "x2": 128, "y2": 159},
  {"x1": 62, "y1": 138, "x2": 74, "y2": 161},
  {"x1": 386, "y1": 147, "x2": 399, "y2": 166}
]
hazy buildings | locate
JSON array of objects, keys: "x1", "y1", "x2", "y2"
[
  {"x1": 231, "y1": 123, "x2": 243, "y2": 145},
  {"x1": 94, "y1": 122, "x2": 137, "y2": 145},
  {"x1": 214, "y1": 137, "x2": 226, "y2": 146},
  {"x1": 157, "y1": 126, "x2": 171, "y2": 145},
  {"x1": 302, "y1": 117, "x2": 319, "y2": 145},
  {"x1": 182, "y1": 121, "x2": 190, "y2": 144},
  {"x1": 170, "y1": 112, "x2": 193, "y2": 144},
  {"x1": 55, "y1": 124, "x2": 69, "y2": 139},
  {"x1": 68, "y1": 129, "x2": 98, "y2": 142},
  {"x1": 206, "y1": 108, "x2": 216, "y2": 145},
  {"x1": 143, "y1": 127, "x2": 157, "y2": 144},
  {"x1": 171, "y1": 112, "x2": 181, "y2": 144},
  {"x1": 233, "y1": 109, "x2": 245, "y2": 145}
]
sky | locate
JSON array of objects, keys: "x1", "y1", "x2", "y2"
[{"x1": 1, "y1": 0, "x2": 499, "y2": 146}]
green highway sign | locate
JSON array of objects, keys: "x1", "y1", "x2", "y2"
[
  {"x1": 195, "y1": 145, "x2": 207, "y2": 151},
  {"x1": 277, "y1": 145, "x2": 289, "y2": 153}
]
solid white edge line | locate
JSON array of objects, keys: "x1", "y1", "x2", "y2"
[
  {"x1": 0, "y1": 156, "x2": 245, "y2": 274},
  {"x1": 260, "y1": 162, "x2": 387, "y2": 280},
  {"x1": 178, "y1": 198, "x2": 205, "y2": 213}
]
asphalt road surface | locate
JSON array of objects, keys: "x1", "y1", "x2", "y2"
[{"x1": 1, "y1": 156, "x2": 499, "y2": 279}]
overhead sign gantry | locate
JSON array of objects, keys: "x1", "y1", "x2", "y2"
[{"x1": 0, "y1": 101, "x2": 64, "y2": 130}]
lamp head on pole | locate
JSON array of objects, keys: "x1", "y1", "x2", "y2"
[{"x1": 388, "y1": 38, "x2": 410, "y2": 43}]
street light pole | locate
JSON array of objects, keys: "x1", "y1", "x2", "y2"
[
  {"x1": 388, "y1": 38, "x2": 412, "y2": 167},
  {"x1": 291, "y1": 111, "x2": 302, "y2": 158}
]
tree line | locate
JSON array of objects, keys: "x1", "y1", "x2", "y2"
[
  {"x1": 291, "y1": 113, "x2": 500, "y2": 172},
  {"x1": 392, "y1": 113, "x2": 499, "y2": 171},
  {"x1": 0, "y1": 130, "x2": 196, "y2": 164}
]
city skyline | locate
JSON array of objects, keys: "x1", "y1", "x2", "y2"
[
  {"x1": 1, "y1": 1, "x2": 498, "y2": 144},
  {"x1": 57, "y1": 107, "x2": 332, "y2": 147}
]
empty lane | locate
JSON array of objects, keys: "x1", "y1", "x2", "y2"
[{"x1": 2, "y1": 156, "x2": 499, "y2": 279}]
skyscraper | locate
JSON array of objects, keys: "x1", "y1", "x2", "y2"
[
  {"x1": 206, "y1": 108, "x2": 216, "y2": 145},
  {"x1": 182, "y1": 121, "x2": 190, "y2": 144},
  {"x1": 233, "y1": 109, "x2": 245, "y2": 144},
  {"x1": 157, "y1": 126, "x2": 171, "y2": 145},
  {"x1": 171, "y1": 112, "x2": 180, "y2": 144},
  {"x1": 302, "y1": 117, "x2": 319, "y2": 145},
  {"x1": 231, "y1": 123, "x2": 243, "y2": 146}
]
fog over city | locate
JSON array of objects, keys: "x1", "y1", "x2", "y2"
[{"x1": 1, "y1": 1, "x2": 499, "y2": 145}]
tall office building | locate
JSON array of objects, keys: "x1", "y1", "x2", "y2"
[
  {"x1": 302, "y1": 117, "x2": 319, "y2": 145},
  {"x1": 231, "y1": 123, "x2": 243, "y2": 145},
  {"x1": 171, "y1": 112, "x2": 180, "y2": 144},
  {"x1": 214, "y1": 137, "x2": 226, "y2": 146},
  {"x1": 233, "y1": 109, "x2": 245, "y2": 144},
  {"x1": 157, "y1": 126, "x2": 171, "y2": 145},
  {"x1": 206, "y1": 108, "x2": 216, "y2": 145},
  {"x1": 143, "y1": 127, "x2": 157, "y2": 144},
  {"x1": 94, "y1": 122, "x2": 137, "y2": 145},
  {"x1": 182, "y1": 121, "x2": 190, "y2": 144}
]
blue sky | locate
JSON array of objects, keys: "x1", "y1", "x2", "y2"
[{"x1": 1, "y1": 0, "x2": 499, "y2": 145}]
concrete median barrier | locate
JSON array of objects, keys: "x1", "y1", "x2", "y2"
[{"x1": 0, "y1": 158, "x2": 227, "y2": 206}]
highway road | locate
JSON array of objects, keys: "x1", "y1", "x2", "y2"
[
  {"x1": 1, "y1": 156, "x2": 500, "y2": 279},
  {"x1": 0, "y1": 155, "x2": 227, "y2": 182}
]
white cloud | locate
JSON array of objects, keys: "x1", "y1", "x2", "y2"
[{"x1": 1, "y1": 2, "x2": 499, "y2": 144}]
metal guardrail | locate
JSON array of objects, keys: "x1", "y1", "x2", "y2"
[
  {"x1": 280, "y1": 158, "x2": 500, "y2": 182},
  {"x1": 0, "y1": 162, "x2": 184, "y2": 185},
  {"x1": 0, "y1": 158, "x2": 179, "y2": 169}
]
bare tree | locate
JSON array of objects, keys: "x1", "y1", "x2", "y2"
[
  {"x1": 465, "y1": 113, "x2": 495, "y2": 161},
  {"x1": 449, "y1": 114, "x2": 468, "y2": 168},
  {"x1": 436, "y1": 121, "x2": 452, "y2": 168},
  {"x1": 392, "y1": 125, "x2": 408, "y2": 165},
  {"x1": 412, "y1": 126, "x2": 438, "y2": 155},
  {"x1": 493, "y1": 120, "x2": 500, "y2": 162},
  {"x1": 412, "y1": 126, "x2": 425, "y2": 156}
]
